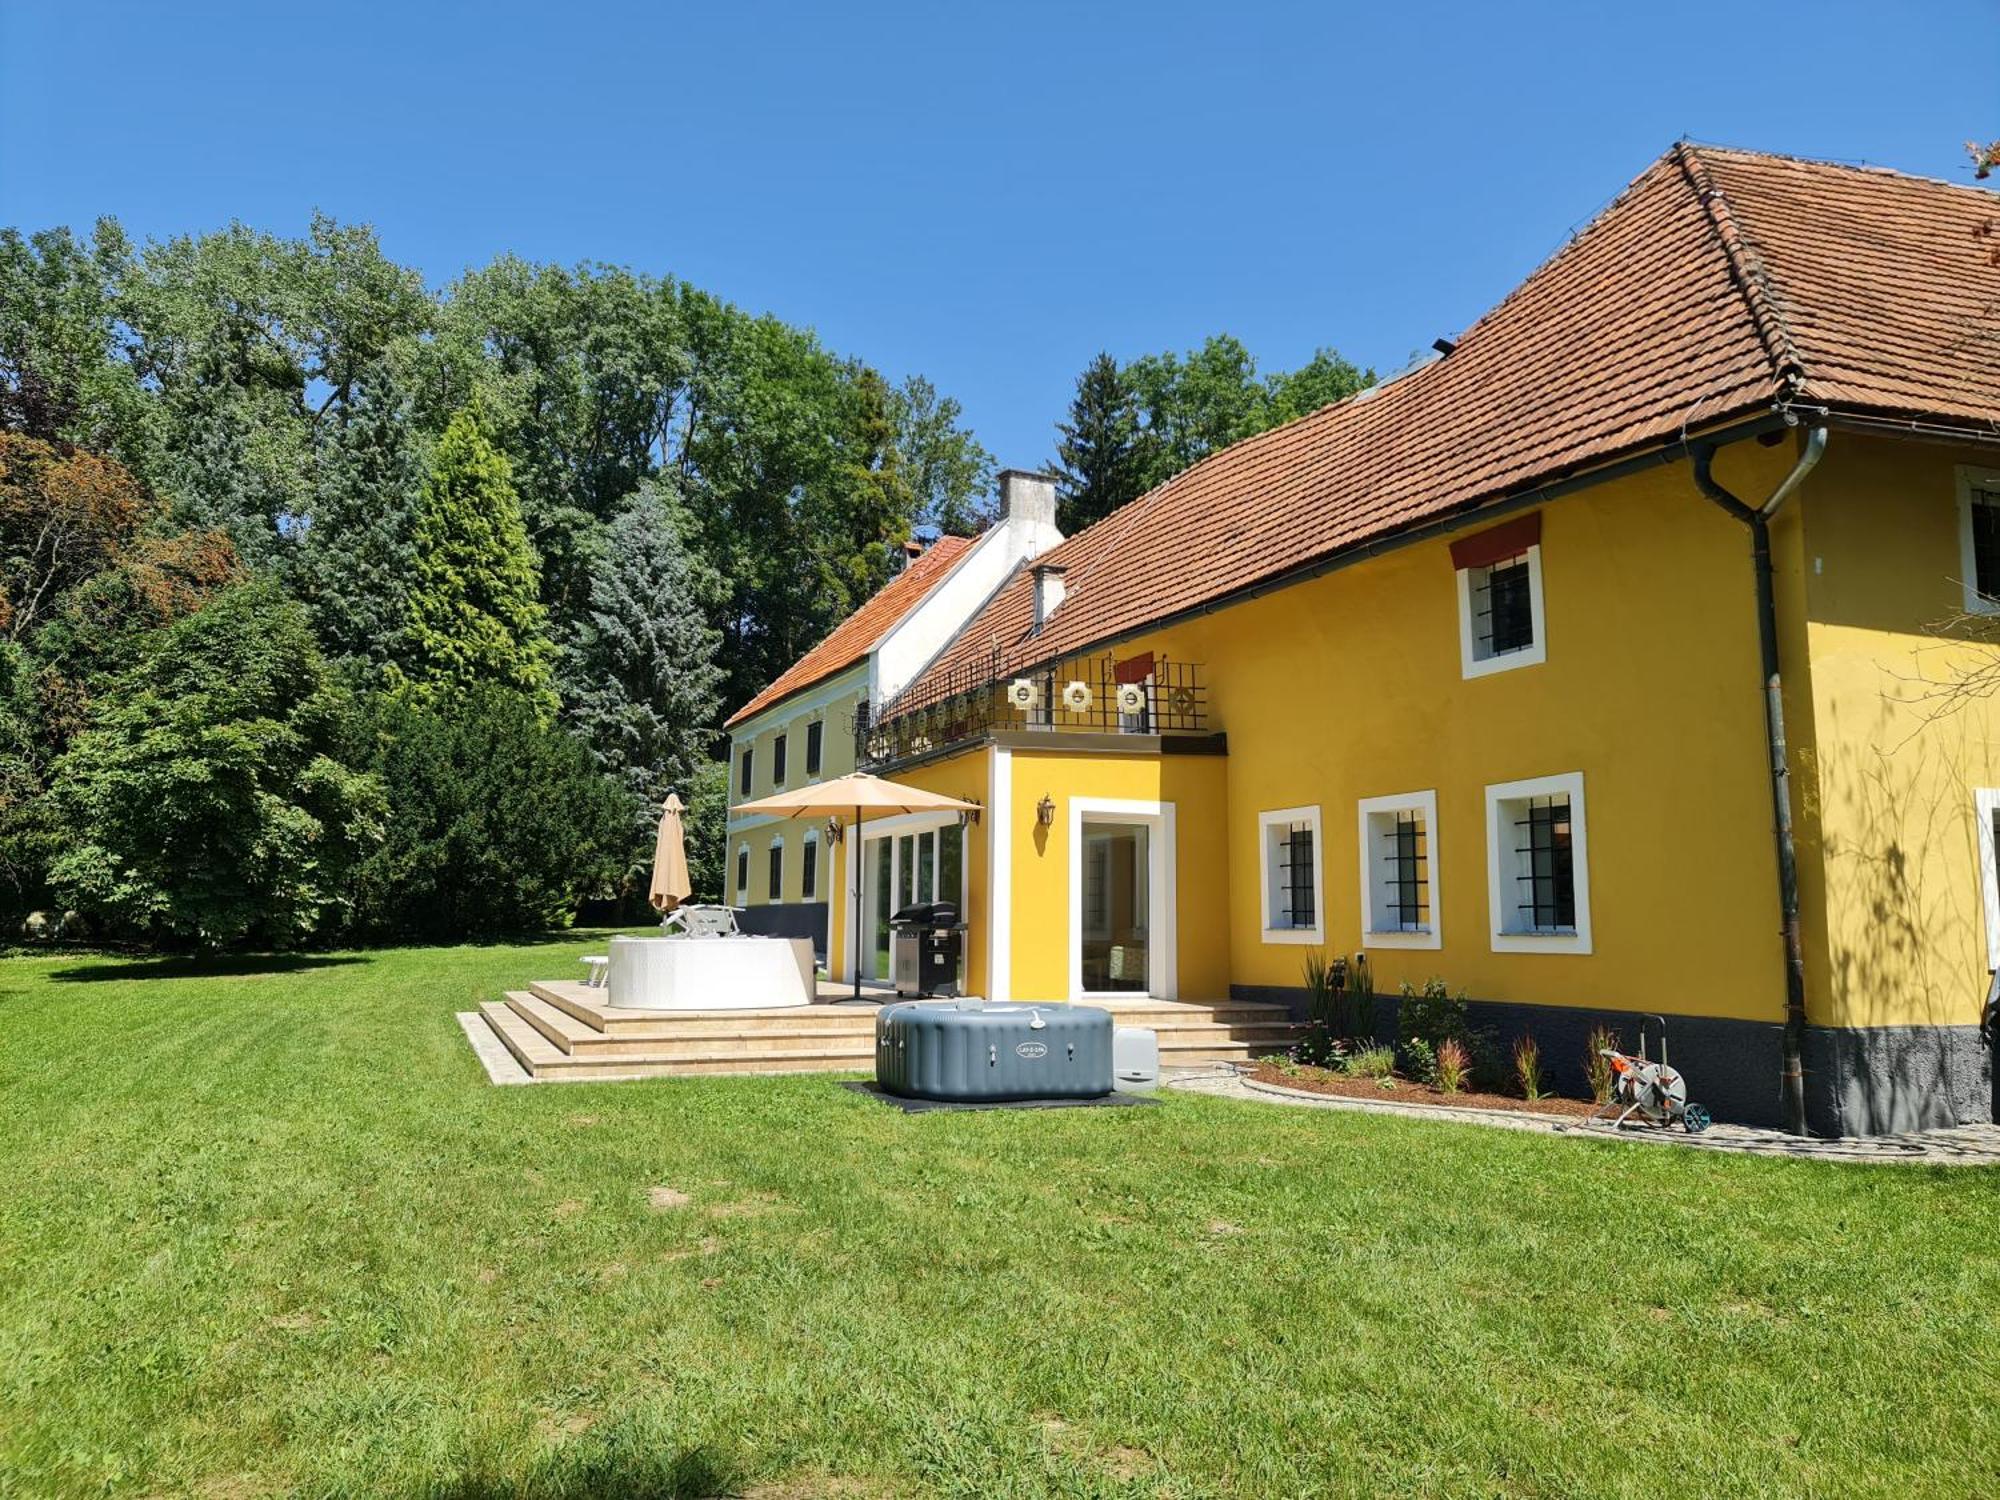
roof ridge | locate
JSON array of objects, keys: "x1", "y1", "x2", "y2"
[
  {"x1": 1673, "y1": 141, "x2": 1806, "y2": 392},
  {"x1": 1683, "y1": 140, "x2": 2000, "y2": 200}
]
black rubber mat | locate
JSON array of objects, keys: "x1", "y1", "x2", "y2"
[{"x1": 839, "y1": 1080, "x2": 1158, "y2": 1112}]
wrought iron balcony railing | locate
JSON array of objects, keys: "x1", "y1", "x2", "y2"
[{"x1": 857, "y1": 647, "x2": 1209, "y2": 768}]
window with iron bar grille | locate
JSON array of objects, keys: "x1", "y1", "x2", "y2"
[
  {"x1": 1280, "y1": 822, "x2": 1315, "y2": 928},
  {"x1": 1382, "y1": 811, "x2": 1429, "y2": 931},
  {"x1": 1515, "y1": 795, "x2": 1575, "y2": 932}
]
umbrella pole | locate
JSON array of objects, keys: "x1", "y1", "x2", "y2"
[{"x1": 853, "y1": 804, "x2": 864, "y2": 1004}]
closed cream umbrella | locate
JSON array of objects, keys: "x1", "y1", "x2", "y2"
[
  {"x1": 648, "y1": 792, "x2": 693, "y2": 914},
  {"x1": 734, "y1": 771, "x2": 978, "y2": 1002}
]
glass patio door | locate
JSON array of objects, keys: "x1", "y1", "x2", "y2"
[
  {"x1": 860, "y1": 822, "x2": 967, "y2": 984},
  {"x1": 1079, "y1": 821, "x2": 1151, "y2": 993}
]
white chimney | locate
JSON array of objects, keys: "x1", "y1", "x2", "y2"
[
  {"x1": 1032, "y1": 562, "x2": 1067, "y2": 631},
  {"x1": 999, "y1": 469, "x2": 1057, "y2": 530}
]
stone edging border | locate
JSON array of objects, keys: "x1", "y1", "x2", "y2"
[{"x1": 1219, "y1": 1073, "x2": 2000, "y2": 1165}]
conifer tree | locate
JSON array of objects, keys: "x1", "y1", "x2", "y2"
[
  {"x1": 1053, "y1": 352, "x2": 1148, "y2": 533},
  {"x1": 561, "y1": 479, "x2": 724, "y2": 871},
  {"x1": 390, "y1": 406, "x2": 558, "y2": 718},
  {"x1": 288, "y1": 359, "x2": 422, "y2": 675}
]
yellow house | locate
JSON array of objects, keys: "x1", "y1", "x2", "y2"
[
  {"x1": 723, "y1": 488, "x2": 1064, "y2": 960},
  {"x1": 735, "y1": 144, "x2": 2000, "y2": 1135}
]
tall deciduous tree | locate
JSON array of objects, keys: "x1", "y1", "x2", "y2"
[
  {"x1": 891, "y1": 374, "x2": 995, "y2": 536},
  {"x1": 1053, "y1": 352, "x2": 1148, "y2": 534},
  {"x1": 561, "y1": 478, "x2": 724, "y2": 875},
  {"x1": 1263, "y1": 347, "x2": 1370, "y2": 425},
  {"x1": 1052, "y1": 339, "x2": 1372, "y2": 531},
  {"x1": 0, "y1": 434, "x2": 152, "y2": 640},
  {"x1": 0, "y1": 221, "x2": 154, "y2": 471},
  {"x1": 49, "y1": 581, "x2": 383, "y2": 948},
  {"x1": 391, "y1": 407, "x2": 558, "y2": 718}
]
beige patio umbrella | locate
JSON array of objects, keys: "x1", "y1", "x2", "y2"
[
  {"x1": 647, "y1": 792, "x2": 693, "y2": 914},
  {"x1": 734, "y1": 771, "x2": 978, "y2": 1001}
]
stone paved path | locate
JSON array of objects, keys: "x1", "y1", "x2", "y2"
[{"x1": 1164, "y1": 1065, "x2": 2000, "y2": 1166}]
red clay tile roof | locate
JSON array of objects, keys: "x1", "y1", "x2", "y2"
[
  {"x1": 896, "y1": 144, "x2": 2000, "y2": 710},
  {"x1": 726, "y1": 535, "x2": 973, "y2": 727}
]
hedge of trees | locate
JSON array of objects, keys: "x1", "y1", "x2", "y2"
[{"x1": 0, "y1": 216, "x2": 993, "y2": 947}]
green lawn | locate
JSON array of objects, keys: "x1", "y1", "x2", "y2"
[{"x1": 2, "y1": 937, "x2": 1997, "y2": 1499}]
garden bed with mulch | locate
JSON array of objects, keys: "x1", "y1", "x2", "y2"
[{"x1": 1246, "y1": 1061, "x2": 1599, "y2": 1119}]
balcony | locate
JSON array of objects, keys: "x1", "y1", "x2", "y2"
[{"x1": 859, "y1": 649, "x2": 1211, "y2": 769}]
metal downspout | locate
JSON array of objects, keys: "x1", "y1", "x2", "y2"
[{"x1": 1690, "y1": 424, "x2": 1828, "y2": 1137}]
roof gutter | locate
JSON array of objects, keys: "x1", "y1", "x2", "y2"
[{"x1": 1690, "y1": 422, "x2": 1829, "y2": 1138}]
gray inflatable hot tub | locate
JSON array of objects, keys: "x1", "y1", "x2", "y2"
[{"x1": 875, "y1": 1000, "x2": 1114, "y2": 1102}]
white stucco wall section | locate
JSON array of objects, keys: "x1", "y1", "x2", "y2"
[{"x1": 871, "y1": 512, "x2": 1063, "y2": 708}]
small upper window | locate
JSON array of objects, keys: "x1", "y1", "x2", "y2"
[
  {"x1": 1452, "y1": 513, "x2": 1546, "y2": 678},
  {"x1": 1485, "y1": 772, "x2": 1591, "y2": 954},
  {"x1": 772, "y1": 733, "x2": 788, "y2": 787},
  {"x1": 738, "y1": 747, "x2": 754, "y2": 797},
  {"x1": 1358, "y1": 790, "x2": 1440, "y2": 950},
  {"x1": 1258, "y1": 806, "x2": 1323, "y2": 943},
  {"x1": 1956, "y1": 467, "x2": 2000, "y2": 615},
  {"x1": 805, "y1": 721, "x2": 824, "y2": 777}
]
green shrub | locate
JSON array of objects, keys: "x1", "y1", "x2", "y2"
[
  {"x1": 1401, "y1": 1035, "x2": 1438, "y2": 1086},
  {"x1": 347, "y1": 685, "x2": 629, "y2": 939},
  {"x1": 1434, "y1": 1037, "x2": 1470, "y2": 1093},
  {"x1": 1397, "y1": 976, "x2": 1469, "y2": 1048},
  {"x1": 1585, "y1": 1024, "x2": 1619, "y2": 1104},
  {"x1": 1514, "y1": 1033, "x2": 1546, "y2": 1101},
  {"x1": 49, "y1": 581, "x2": 384, "y2": 948}
]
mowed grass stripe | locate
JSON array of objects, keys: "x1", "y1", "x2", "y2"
[{"x1": 0, "y1": 936, "x2": 1995, "y2": 1497}]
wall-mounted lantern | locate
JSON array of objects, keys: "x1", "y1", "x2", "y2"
[
  {"x1": 823, "y1": 817, "x2": 845, "y2": 845},
  {"x1": 1036, "y1": 794, "x2": 1056, "y2": 828}
]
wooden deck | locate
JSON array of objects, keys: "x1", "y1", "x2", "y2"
[{"x1": 469, "y1": 979, "x2": 1298, "y2": 1083}]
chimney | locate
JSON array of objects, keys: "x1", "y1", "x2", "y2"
[
  {"x1": 1032, "y1": 561, "x2": 1067, "y2": 632},
  {"x1": 999, "y1": 469, "x2": 1057, "y2": 530}
]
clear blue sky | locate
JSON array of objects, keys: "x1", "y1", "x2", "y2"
[{"x1": 3, "y1": 1, "x2": 1993, "y2": 472}]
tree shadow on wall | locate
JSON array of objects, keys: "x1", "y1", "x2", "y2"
[{"x1": 1818, "y1": 688, "x2": 1995, "y2": 1129}]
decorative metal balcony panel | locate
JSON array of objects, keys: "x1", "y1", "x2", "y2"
[{"x1": 858, "y1": 647, "x2": 1208, "y2": 768}]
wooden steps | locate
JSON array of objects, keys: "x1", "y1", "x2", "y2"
[{"x1": 466, "y1": 979, "x2": 1297, "y2": 1083}]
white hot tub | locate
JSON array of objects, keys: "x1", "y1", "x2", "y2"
[{"x1": 605, "y1": 933, "x2": 815, "y2": 1011}]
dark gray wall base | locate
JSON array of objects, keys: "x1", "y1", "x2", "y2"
[
  {"x1": 1801, "y1": 1024, "x2": 1992, "y2": 1136},
  {"x1": 735, "y1": 902, "x2": 829, "y2": 965},
  {"x1": 1229, "y1": 985, "x2": 1995, "y2": 1137}
]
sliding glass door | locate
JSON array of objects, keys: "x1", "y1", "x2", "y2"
[{"x1": 858, "y1": 819, "x2": 966, "y2": 985}]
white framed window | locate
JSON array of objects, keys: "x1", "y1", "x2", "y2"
[
  {"x1": 767, "y1": 836, "x2": 785, "y2": 904},
  {"x1": 1976, "y1": 787, "x2": 2000, "y2": 970},
  {"x1": 734, "y1": 843, "x2": 750, "y2": 901},
  {"x1": 1358, "y1": 789, "x2": 1440, "y2": 950},
  {"x1": 1485, "y1": 772, "x2": 1591, "y2": 954},
  {"x1": 772, "y1": 732, "x2": 788, "y2": 787},
  {"x1": 1258, "y1": 805, "x2": 1323, "y2": 944},
  {"x1": 1457, "y1": 545, "x2": 1546, "y2": 678},
  {"x1": 801, "y1": 831, "x2": 819, "y2": 902},
  {"x1": 1955, "y1": 466, "x2": 2000, "y2": 615}
]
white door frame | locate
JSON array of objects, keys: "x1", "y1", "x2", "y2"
[{"x1": 1067, "y1": 796, "x2": 1177, "y2": 1001}]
